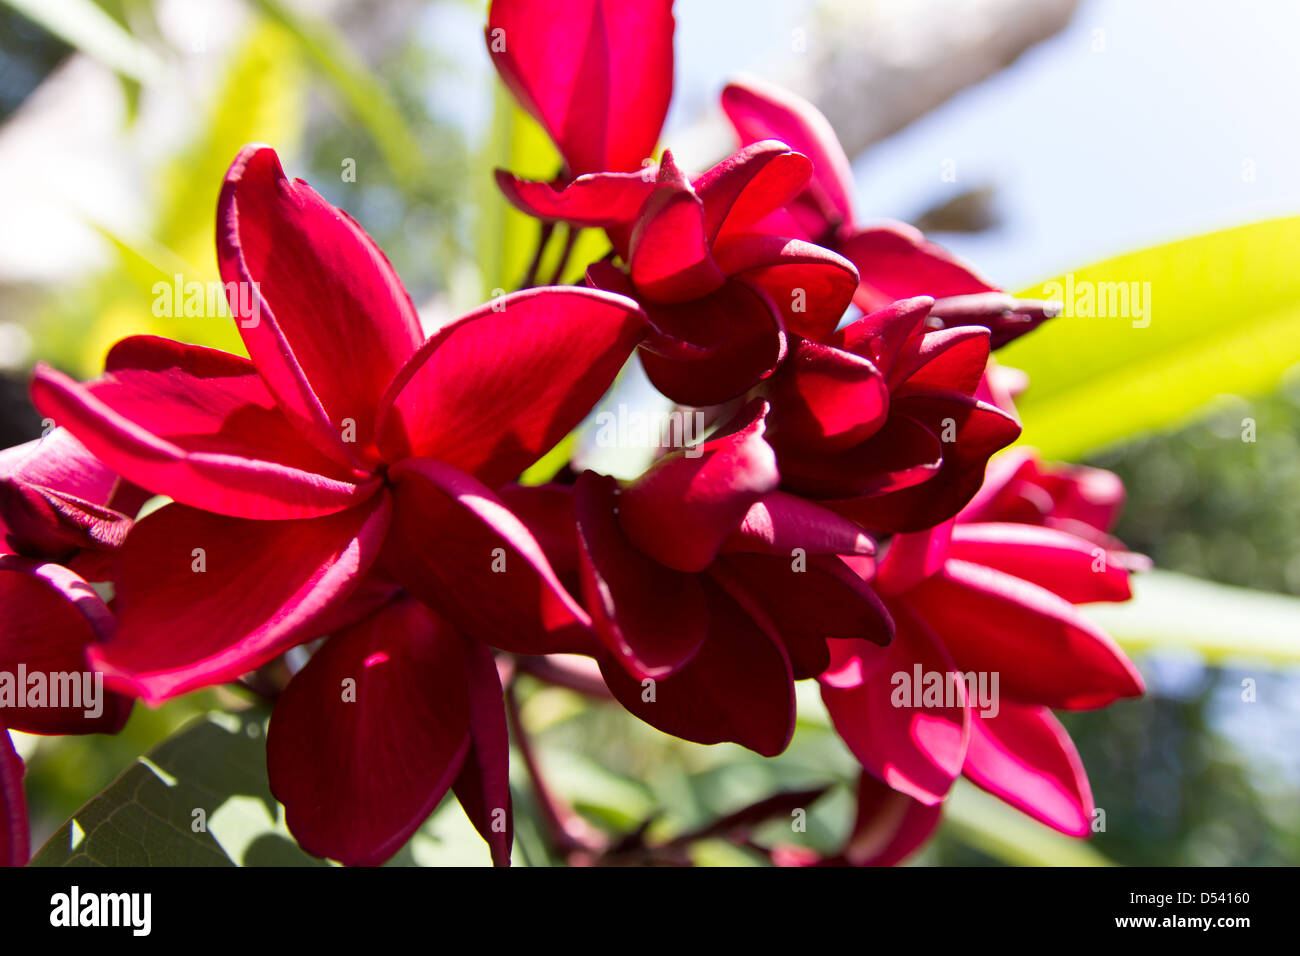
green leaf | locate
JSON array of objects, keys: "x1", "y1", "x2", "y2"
[
  {"x1": 29, "y1": 709, "x2": 324, "y2": 867},
  {"x1": 3, "y1": 0, "x2": 162, "y2": 84},
  {"x1": 1084, "y1": 569, "x2": 1300, "y2": 664},
  {"x1": 1001, "y1": 217, "x2": 1300, "y2": 460},
  {"x1": 941, "y1": 779, "x2": 1115, "y2": 866}
]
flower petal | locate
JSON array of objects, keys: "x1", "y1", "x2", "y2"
[
  {"x1": 780, "y1": 412, "x2": 942, "y2": 500},
  {"x1": 724, "y1": 490, "x2": 877, "y2": 557},
  {"x1": 217, "y1": 146, "x2": 423, "y2": 461},
  {"x1": 820, "y1": 602, "x2": 969, "y2": 805},
  {"x1": 692, "y1": 140, "x2": 813, "y2": 243},
  {"x1": 381, "y1": 458, "x2": 593, "y2": 656},
  {"x1": 91, "y1": 494, "x2": 391, "y2": 703},
  {"x1": 599, "y1": 579, "x2": 795, "y2": 756},
  {"x1": 486, "y1": 0, "x2": 675, "y2": 175},
  {"x1": 618, "y1": 399, "x2": 778, "y2": 572},
  {"x1": 32, "y1": 354, "x2": 377, "y2": 520},
  {"x1": 962, "y1": 702, "x2": 1094, "y2": 837},
  {"x1": 837, "y1": 222, "x2": 996, "y2": 314},
  {"x1": 912, "y1": 560, "x2": 1145, "y2": 709},
  {"x1": 721, "y1": 76, "x2": 857, "y2": 234},
  {"x1": 494, "y1": 168, "x2": 656, "y2": 228},
  {"x1": 451, "y1": 639, "x2": 513, "y2": 866},
  {"x1": 713, "y1": 234, "x2": 858, "y2": 341},
  {"x1": 0, "y1": 556, "x2": 130, "y2": 734},
  {"x1": 267, "y1": 597, "x2": 470, "y2": 866},
  {"x1": 574, "y1": 471, "x2": 707, "y2": 679},
  {"x1": 842, "y1": 771, "x2": 943, "y2": 866},
  {"x1": 376, "y1": 287, "x2": 645, "y2": 488},
  {"x1": 0, "y1": 727, "x2": 28, "y2": 867},
  {"x1": 948, "y1": 523, "x2": 1134, "y2": 604},
  {"x1": 629, "y1": 154, "x2": 726, "y2": 304},
  {"x1": 763, "y1": 338, "x2": 888, "y2": 453}
]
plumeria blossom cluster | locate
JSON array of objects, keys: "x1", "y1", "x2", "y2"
[{"x1": 0, "y1": 0, "x2": 1147, "y2": 867}]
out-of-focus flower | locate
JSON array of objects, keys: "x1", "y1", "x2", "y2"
[{"x1": 810, "y1": 452, "x2": 1146, "y2": 865}]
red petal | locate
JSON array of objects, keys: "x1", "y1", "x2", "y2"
[
  {"x1": 638, "y1": 280, "x2": 788, "y2": 405},
  {"x1": 574, "y1": 471, "x2": 707, "y2": 679},
  {"x1": 217, "y1": 146, "x2": 422, "y2": 462},
  {"x1": 486, "y1": 0, "x2": 674, "y2": 175},
  {"x1": 763, "y1": 338, "x2": 888, "y2": 453},
  {"x1": 0, "y1": 727, "x2": 28, "y2": 866},
  {"x1": 381, "y1": 458, "x2": 593, "y2": 655},
  {"x1": 715, "y1": 552, "x2": 892, "y2": 679},
  {"x1": 830, "y1": 296, "x2": 933, "y2": 376},
  {"x1": 780, "y1": 412, "x2": 942, "y2": 500},
  {"x1": 91, "y1": 494, "x2": 391, "y2": 703},
  {"x1": 693, "y1": 140, "x2": 812, "y2": 243},
  {"x1": 948, "y1": 523, "x2": 1133, "y2": 604},
  {"x1": 842, "y1": 771, "x2": 943, "y2": 866},
  {"x1": 820, "y1": 602, "x2": 969, "y2": 805},
  {"x1": 713, "y1": 234, "x2": 858, "y2": 341},
  {"x1": 599, "y1": 579, "x2": 795, "y2": 756},
  {"x1": 628, "y1": 155, "x2": 726, "y2": 303},
  {"x1": 32, "y1": 356, "x2": 378, "y2": 520},
  {"x1": 494, "y1": 168, "x2": 655, "y2": 227},
  {"x1": 721, "y1": 77, "x2": 857, "y2": 233},
  {"x1": 268, "y1": 598, "x2": 470, "y2": 866},
  {"x1": 618, "y1": 400, "x2": 778, "y2": 572},
  {"x1": 911, "y1": 561, "x2": 1145, "y2": 709},
  {"x1": 891, "y1": 325, "x2": 990, "y2": 396},
  {"x1": 0, "y1": 556, "x2": 130, "y2": 734},
  {"x1": 837, "y1": 222, "x2": 996, "y2": 314},
  {"x1": 376, "y1": 287, "x2": 644, "y2": 488},
  {"x1": 724, "y1": 490, "x2": 877, "y2": 557},
  {"x1": 963, "y1": 702, "x2": 1094, "y2": 837},
  {"x1": 451, "y1": 639, "x2": 513, "y2": 866}
]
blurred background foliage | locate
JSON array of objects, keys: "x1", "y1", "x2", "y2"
[{"x1": 1, "y1": 0, "x2": 1298, "y2": 866}]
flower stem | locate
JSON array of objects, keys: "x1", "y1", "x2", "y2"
[{"x1": 519, "y1": 220, "x2": 556, "y2": 290}]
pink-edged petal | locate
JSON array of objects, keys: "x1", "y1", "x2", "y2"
[
  {"x1": 724, "y1": 490, "x2": 877, "y2": 557},
  {"x1": 217, "y1": 146, "x2": 423, "y2": 461},
  {"x1": 638, "y1": 279, "x2": 788, "y2": 405},
  {"x1": 494, "y1": 168, "x2": 656, "y2": 228},
  {"x1": 715, "y1": 552, "x2": 892, "y2": 679},
  {"x1": 721, "y1": 76, "x2": 857, "y2": 233},
  {"x1": 838, "y1": 222, "x2": 996, "y2": 314},
  {"x1": 0, "y1": 726, "x2": 27, "y2": 866},
  {"x1": 599, "y1": 579, "x2": 795, "y2": 756},
  {"x1": 33, "y1": 360, "x2": 378, "y2": 521},
  {"x1": 692, "y1": 140, "x2": 812, "y2": 243},
  {"x1": 763, "y1": 338, "x2": 888, "y2": 453},
  {"x1": 0, "y1": 428, "x2": 119, "y2": 505},
  {"x1": 0, "y1": 556, "x2": 130, "y2": 734},
  {"x1": 875, "y1": 521, "x2": 954, "y2": 596},
  {"x1": 0, "y1": 479, "x2": 131, "y2": 560},
  {"x1": 828, "y1": 390, "x2": 1021, "y2": 533},
  {"x1": 486, "y1": 0, "x2": 674, "y2": 175},
  {"x1": 842, "y1": 771, "x2": 943, "y2": 866},
  {"x1": 963, "y1": 702, "x2": 1094, "y2": 837},
  {"x1": 820, "y1": 602, "x2": 969, "y2": 805},
  {"x1": 948, "y1": 523, "x2": 1133, "y2": 604},
  {"x1": 451, "y1": 640, "x2": 513, "y2": 866},
  {"x1": 91, "y1": 494, "x2": 391, "y2": 703},
  {"x1": 574, "y1": 471, "x2": 707, "y2": 680},
  {"x1": 376, "y1": 287, "x2": 645, "y2": 489},
  {"x1": 617, "y1": 400, "x2": 777, "y2": 572},
  {"x1": 628, "y1": 153, "x2": 726, "y2": 303},
  {"x1": 267, "y1": 597, "x2": 470, "y2": 866},
  {"x1": 713, "y1": 234, "x2": 858, "y2": 341},
  {"x1": 381, "y1": 457, "x2": 594, "y2": 656},
  {"x1": 781, "y1": 413, "x2": 942, "y2": 500},
  {"x1": 912, "y1": 560, "x2": 1145, "y2": 709}
]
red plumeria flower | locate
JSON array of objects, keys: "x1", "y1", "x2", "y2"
[
  {"x1": 30, "y1": 145, "x2": 646, "y2": 704},
  {"x1": 721, "y1": 75, "x2": 1055, "y2": 343},
  {"x1": 587, "y1": 147, "x2": 859, "y2": 405},
  {"x1": 512, "y1": 402, "x2": 892, "y2": 756},
  {"x1": 813, "y1": 451, "x2": 1146, "y2": 865},
  {"x1": 760, "y1": 295, "x2": 1022, "y2": 533}
]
